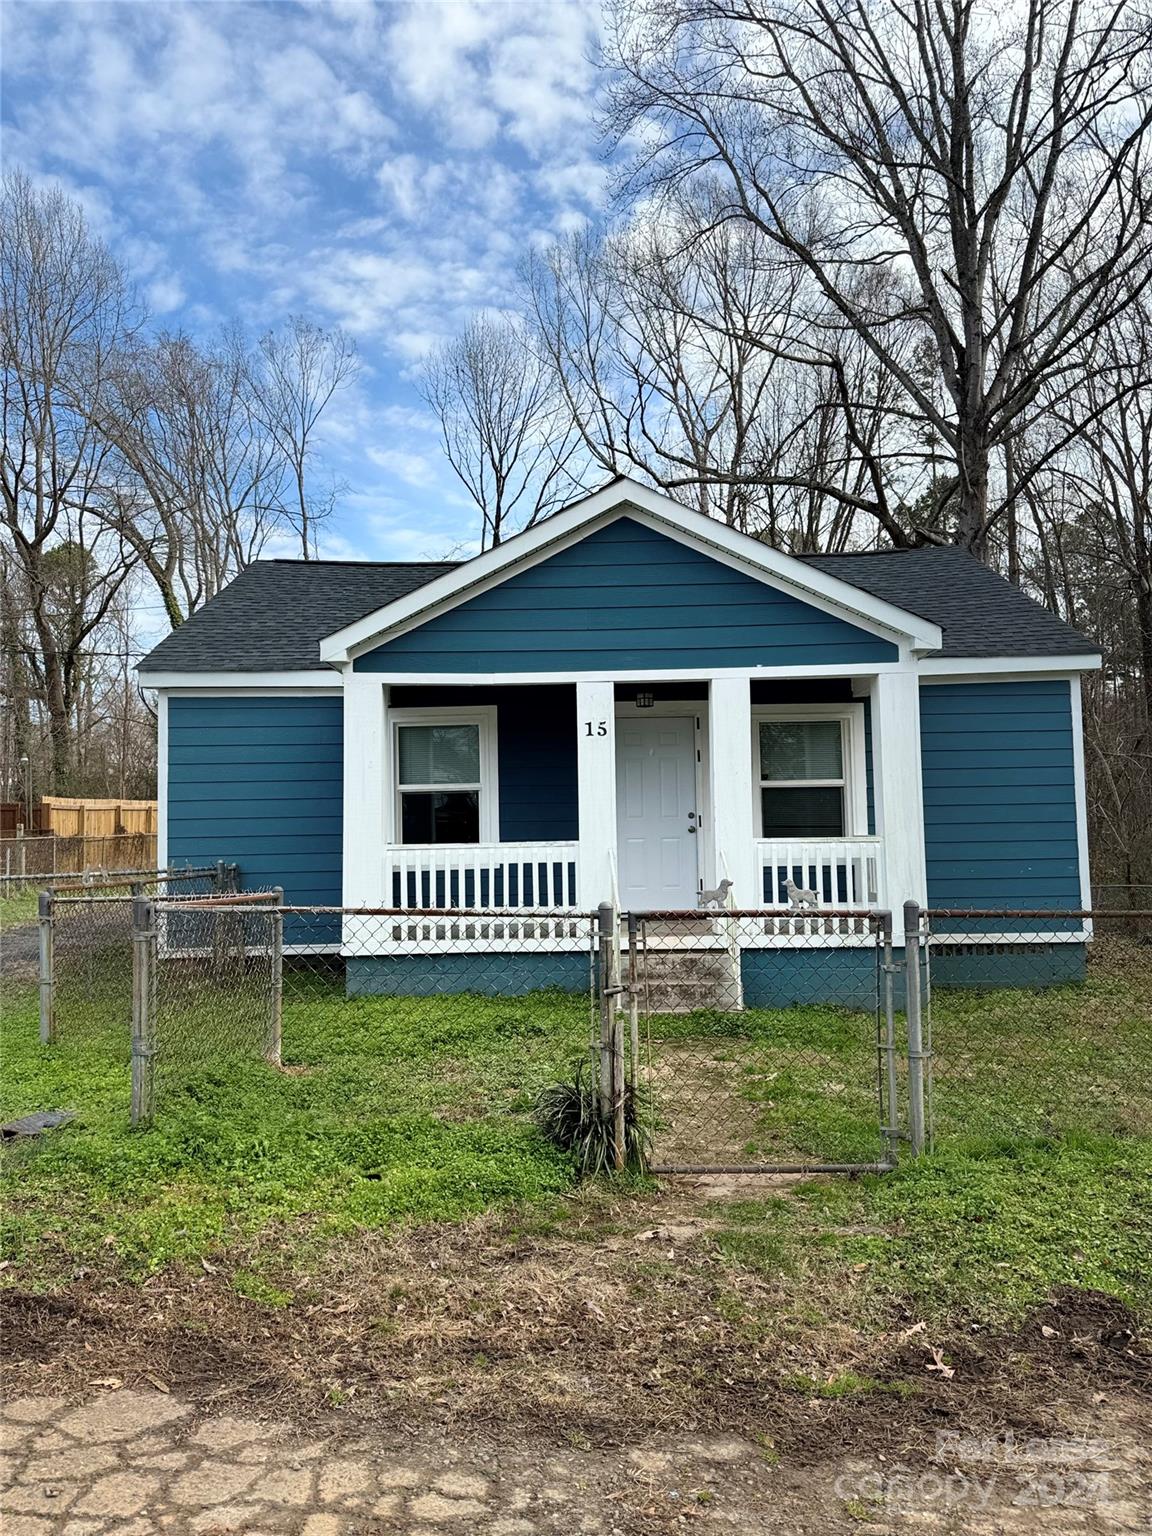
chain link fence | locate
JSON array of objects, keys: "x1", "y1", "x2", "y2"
[
  {"x1": 26, "y1": 888, "x2": 1152, "y2": 1174},
  {"x1": 0, "y1": 832, "x2": 158, "y2": 894},
  {"x1": 36, "y1": 866, "x2": 232, "y2": 1053},
  {"x1": 922, "y1": 907, "x2": 1152, "y2": 1148},
  {"x1": 631, "y1": 908, "x2": 898, "y2": 1173},
  {"x1": 130, "y1": 903, "x2": 601, "y2": 1127}
]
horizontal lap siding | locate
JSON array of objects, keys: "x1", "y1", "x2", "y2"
[
  {"x1": 356, "y1": 518, "x2": 898, "y2": 673},
  {"x1": 167, "y1": 696, "x2": 343, "y2": 903},
  {"x1": 919, "y1": 681, "x2": 1080, "y2": 910}
]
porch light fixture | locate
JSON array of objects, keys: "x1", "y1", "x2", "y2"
[{"x1": 634, "y1": 690, "x2": 655, "y2": 708}]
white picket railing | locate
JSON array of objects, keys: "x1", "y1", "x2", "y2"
[
  {"x1": 756, "y1": 836, "x2": 885, "y2": 920},
  {"x1": 356, "y1": 841, "x2": 585, "y2": 955}
]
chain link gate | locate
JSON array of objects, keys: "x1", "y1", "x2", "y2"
[{"x1": 624, "y1": 907, "x2": 902, "y2": 1174}]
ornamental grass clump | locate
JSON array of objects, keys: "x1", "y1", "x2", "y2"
[{"x1": 534, "y1": 1058, "x2": 651, "y2": 1177}]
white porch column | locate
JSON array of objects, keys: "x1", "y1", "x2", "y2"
[
  {"x1": 575, "y1": 679, "x2": 617, "y2": 908},
  {"x1": 709, "y1": 676, "x2": 757, "y2": 907},
  {"x1": 342, "y1": 673, "x2": 388, "y2": 908},
  {"x1": 871, "y1": 670, "x2": 927, "y2": 908}
]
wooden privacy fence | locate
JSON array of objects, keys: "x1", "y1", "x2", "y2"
[{"x1": 39, "y1": 797, "x2": 158, "y2": 838}]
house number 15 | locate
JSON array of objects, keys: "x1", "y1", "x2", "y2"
[{"x1": 583, "y1": 721, "x2": 608, "y2": 737}]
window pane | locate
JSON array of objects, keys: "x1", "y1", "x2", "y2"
[
  {"x1": 759, "y1": 720, "x2": 843, "y2": 780},
  {"x1": 761, "y1": 786, "x2": 844, "y2": 836},
  {"x1": 401, "y1": 790, "x2": 480, "y2": 844},
  {"x1": 398, "y1": 724, "x2": 480, "y2": 785}
]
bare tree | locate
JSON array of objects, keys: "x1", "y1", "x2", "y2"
[
  {"x1": 252, "y1": 317, "x2": 359, "y2": 559},
  {"x1": 524, "y1": 203, "x2": 921, "y2": 546},
  {"x1": 98, "y1": 329, "x2": 290, "y2": 627},
  {"x1": 603, "y1": 0, "x2": 1152, "y2": 552},
  {"x1": 0, "y1": 171, "x2": 139, "y2": 788},
  {"x1": 418, "y1": 314, "x2": 582, "y2": 550}
]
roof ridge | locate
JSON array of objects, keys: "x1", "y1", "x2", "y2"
[
  {"x1": 264, "y1": 558, "x2": 461, "y2": 568},
  {"x1": 800, "y1": 545, "x2": 970, "y2": 559}
]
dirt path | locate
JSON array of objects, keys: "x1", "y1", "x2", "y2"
[
  {"x1": 0, "y1": 921, "x2": 39, "y2": 982},
  {"x1": 1, "y1": 1386, "x2": 1150, "y2": 1536}
]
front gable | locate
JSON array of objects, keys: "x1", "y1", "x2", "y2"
[{"x1": 353, "y1": 518, "x2": 900, "y2": 674}]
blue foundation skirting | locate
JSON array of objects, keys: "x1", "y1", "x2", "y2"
[
  {"x1": 346, "y1": 952, "x2": 590, "y2": 997},
  {"x1": 928, "y1": 942, "x2": 1086, "y2": 989},
  {"x1": 345, "y1": 943, "x2": 1086, "y2": 1002},
  {"x1": 741, "y1": 948, "x2": 881, "y2": 1009}
]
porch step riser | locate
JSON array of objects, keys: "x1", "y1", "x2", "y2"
[{"x1": 637, "y1": 949, "x2": 742, "y2": 1013}]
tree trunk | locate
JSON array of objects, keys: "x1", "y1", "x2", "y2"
[{"x1": 955, "y1": 426, "x2": 991, "y2": 555}]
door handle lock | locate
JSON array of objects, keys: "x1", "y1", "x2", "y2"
[{"x1": 687, "y1": 825, "x2": 697, "y2": 834}]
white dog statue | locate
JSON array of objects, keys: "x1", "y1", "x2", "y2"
[
  {"x1": 784, "y1": 877, "x2": 819, "y2": 909},
  {"x1": 698, "y1": 879, "x2": 734, "y2": 909}
]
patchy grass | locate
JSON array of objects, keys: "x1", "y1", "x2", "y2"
[
  {"x1": 796, "y1": 1134, "x2": 1152, "y2": 1322},
  {"x1": 2, "y1": 946, "x2": 1150, "y2": 1400},
  {"x1": 0, "y1": 887, "x2": 38, "y2": 929},
  {"x1": 0, "y1": 980, "x2": 581, "y2": 1278}
]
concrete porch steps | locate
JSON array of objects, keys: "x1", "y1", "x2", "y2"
[{"x1": 636, "y1": 947, "x2": 743, "y2": 1013}]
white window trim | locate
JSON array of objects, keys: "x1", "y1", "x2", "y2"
[
  {"x1": 751, "y1": 703, "x2": 869, "y2": 839},
  {"x1": 389, "y1": 706, "x2": 499, "y2": 846}
]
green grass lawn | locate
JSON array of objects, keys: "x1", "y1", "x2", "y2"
[
  {"x1": 2, "y1": 950, "x2": 1150, "y2": 1331},
  {"x1": 0, "y1": 887, "x2": 38, "y2": 928},
  {"x1": 0, "y1": 975, "x2": 592, "y2": 1276}
]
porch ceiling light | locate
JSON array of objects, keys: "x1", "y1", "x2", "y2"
[{"x1": 634, "y1": 690, "x2": 655, "y2": 708}]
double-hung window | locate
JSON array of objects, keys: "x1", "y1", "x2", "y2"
[
  {"x1": 394, "y1": 712, "x2": 494, "y2": 844},
  {"x1": 755, "y1": 709, "x2": 864, "y2": 838}
]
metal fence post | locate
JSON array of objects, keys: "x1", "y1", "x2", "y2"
[
  {"x1": 903, "y1": 899, "x2": 927, "y2": 1156},
  {"x1": 878, "y1": 911, "x2": 900, "y2": 1162},
  {"x1": 267, "y1": 887, "x2": 284, "y2": 1067},
  {"x1": 596, "y1": 901, "x2": 622, "y2": 1166},
  {"x1": 626, "y1": 910, "x2": 640, "y2": 1089},
  {"x1": 38, "y1": 890, "x2": 55, "y2": 1045},
  {"x1": 131, "y1": 896, "x2": 156, "y2": 1128}
]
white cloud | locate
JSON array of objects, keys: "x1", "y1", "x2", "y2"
[{"x1": 2, "y1": 0, "x2": 610, "y2": 561}]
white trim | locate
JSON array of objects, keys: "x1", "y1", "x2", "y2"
[
  {"x1": 576, "y1": 679, "x2": 617, "y2": 906},
  {"x1": 156, "y1": 691, "x2": 169, "y2": 871},
  {"x1": 870, "y1": 670, "x2": 928, "y2": 906},
  {"x1": 710, "y1": 677, "x2": 757, "y2": 906},
  {"x1": 919, "y1": 655, "x2": 1101, "y2": 679},
  {"x1": 318, "y1": 479, "x2": 943, "y2": 663},
  {"x1": 353, "y1": 662, "x2": 907, "y2": 686},
  {"x1": 1069, "y1": 675, "x2": 1093, "y2": 917},
  {"x1": 343, "y1": 677, "x2": 387, "y2": 908},
  {"x1": 388, "y1": 706, "x2": 499, "y2": 846},
  {"x1": 139, "y1": 671, "x2": 341, "y2": 690},
  {"x1": 751, "y1": 702, "x2": 868, "y2": 840},
  {"x1": 926, "y1": 929, "x2": 1091, "y2": 946}
]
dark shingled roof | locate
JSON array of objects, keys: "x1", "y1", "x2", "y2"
[
  {"x1": 139, "y1": 540, "x2": 1097, "y2": 675},
  {"x1": 798, "y1": 544, "x2": 1098, "y2": 658},
  {"x1": 140, "y1": 560, "x2": 459, "y2": 674}
]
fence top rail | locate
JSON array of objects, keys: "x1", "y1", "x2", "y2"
[
  {"x1": 41, "y1": 866, "x2": 219, "y2": 892},
  {"x1": 923, "y1": 907, "x2": 1152, "y2": 920},
  {"x1": 159, "y1": 901, "x2": 598, "y2": 918},
  {"x1": 634, "y1": 907, "x2": 888, "y2": 922}
]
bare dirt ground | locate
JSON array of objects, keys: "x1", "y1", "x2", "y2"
[{"x1": 4, "y1": 1177, "x2": 1150, "y2": 1535}]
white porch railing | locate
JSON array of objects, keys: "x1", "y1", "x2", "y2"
[
  {"x1": 751, "y1": 837, "x2": 885, "y2": 944},
  {"x1": 352, "y1": 841, "x2": 585, "y2": 955},
  {"x1": 757, "y1": 836, "x2": 884, "y2": 910}
]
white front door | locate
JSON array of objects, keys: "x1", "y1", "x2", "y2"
[{"x1": 616, "y1": 715, "x2": 699, "y2": 909}]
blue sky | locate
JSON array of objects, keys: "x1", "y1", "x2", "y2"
[{"x1": 1, "y1": 0, "x2": 607, "y2": 561}]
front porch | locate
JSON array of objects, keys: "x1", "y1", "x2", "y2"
[{"x1": 341, "y1": 671, "x2": 925, "y2": 956}]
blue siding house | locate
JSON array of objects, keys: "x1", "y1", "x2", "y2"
[{"x1": 140, "y1": 479, "x2": 1100, "y2": 996}]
